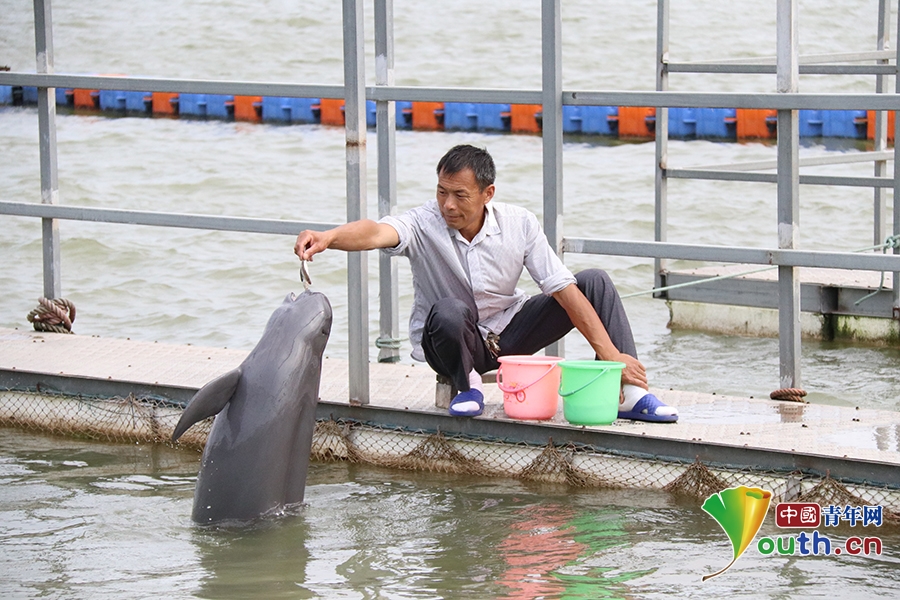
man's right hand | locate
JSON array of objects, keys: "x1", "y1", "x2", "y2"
[
  {"x1": 294, "y1": 230, "x2": 332, "y2": 262},
  {"x1": 294, "y1": 220, "x2": 399, "y2": 262}
]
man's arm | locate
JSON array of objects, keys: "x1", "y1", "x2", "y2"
[
  {"x1": 551, "y1": 283, "x2": 648, "y2": 390},
  {"x1": 294, "y1": 219, "x2": 400, "y2": 261}
]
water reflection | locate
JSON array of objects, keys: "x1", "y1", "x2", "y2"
[
  {"x1": 496, "y1": 502, "x2": 650, "y2": 599},
  {"x1": 191, "y1": 516, "x2": 314, "y2": 600},
  {"x1": 498, "y1": 504, "x2": 588, "y2": 598},
  {"x1": 777, "y1": 402, "x2": 806, "y2": 424}
]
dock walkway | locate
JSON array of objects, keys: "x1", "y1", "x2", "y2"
[{"x1": 1, "y1": 327, "x2": 899, "y2": 490}]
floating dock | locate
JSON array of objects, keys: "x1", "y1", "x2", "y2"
[
  {"x1": 0, "y1": 82, "x2": 892, "y2": 141},
  {"x1": 2, "y1": 326, "x2": 899, "y2": 516},
  {"x1": 665, "y1": 267, "x2": 900, "y2": 342}
]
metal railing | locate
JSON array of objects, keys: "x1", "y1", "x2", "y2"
[{"x1": 2, "y1": 0, "x2": 900, "y2": 403}]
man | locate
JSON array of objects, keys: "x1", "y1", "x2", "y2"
[{"x1": 294, "y1": 144, "x2": 677, "y2": 422}]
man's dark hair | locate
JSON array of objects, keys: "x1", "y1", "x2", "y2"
[{"x1": 436, "y1": 144, "x2": 496, "y2": 191}]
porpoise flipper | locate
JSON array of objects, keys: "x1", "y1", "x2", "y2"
[{"x1": 171, "y1": 368, "x2": 242, "y2": 442}]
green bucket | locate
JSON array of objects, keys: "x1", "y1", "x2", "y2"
[{"x1": 558, "y1": 360, "x2": 625, "y2": 425}]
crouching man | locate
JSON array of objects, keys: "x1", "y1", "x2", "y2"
[{"x1": 294, "y1": 144, "x2": 677, "y2": 422}]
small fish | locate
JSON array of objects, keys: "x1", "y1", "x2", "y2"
[{"x1": 300, "y1": 260, "x2": 312, "y2": 290}]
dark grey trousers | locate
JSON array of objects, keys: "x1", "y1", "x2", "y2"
[{"x1": 421, "y1": 269, "x2": 638, "y2": 392}]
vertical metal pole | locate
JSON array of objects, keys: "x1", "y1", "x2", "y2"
[
  {"x1": 34, "y1": 0, "x2": 61, "y2": 299},
  {"x1": 893, "y1": 0, "x2": 900, "y2": 320},
  {"x1": 776, "y1": 0, "x2": 801, "y2": 389},
  {"x1": 374, "y1": 0, "x2": 400, "y2": 363},
  {"x1": 542, "y1": 0, "x2": 564, "y2": 358},
  {"x1": 873, "y1": 0, "x2": 889, "y2": 248},
  {"x1": 654, "y1": 0, "x2": 670, "y2": 295},
  {"x1": 342, "y1": 0, "x2": 369, "y2": 404}
]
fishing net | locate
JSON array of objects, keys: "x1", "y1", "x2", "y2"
[{"x1": 2, "y1": 388, "x2": 899, "y2": 521}]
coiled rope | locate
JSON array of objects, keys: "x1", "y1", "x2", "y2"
[
  {"x1": 769, "y1": 388, "x2": 808, "y2": 403},
  {"x1": 26, "y1": 297, "x2": 76, "y2": 334}
]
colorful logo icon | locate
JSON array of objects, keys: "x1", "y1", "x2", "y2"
[{"x1": 701, "y1": 486, "x2": 773, "y2": 581}]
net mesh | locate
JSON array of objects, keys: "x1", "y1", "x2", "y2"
[{"x1": 2, "y1": 389, "x2": 899, "y2": 522}]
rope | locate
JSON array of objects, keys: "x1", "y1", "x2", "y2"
[
  {"x1": 770, "y1": 388, "x2": 808, "y2": 403},
  {"x1": 26, "y1": 297, "x2": 76, "y2": 334},
  {"x1": 375, "y1": 337, "x2": 405, "y2": 349},
  {"x1": 622, "y1": 234, "x2": 900, "y2": 300},
  {"x1": 853, "y1": 234, "x2": 900, "y2": 306}
]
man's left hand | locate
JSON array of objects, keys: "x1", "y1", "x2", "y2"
[{"x1": 616, "y1": 352, "x2": 648, "y2": 390}]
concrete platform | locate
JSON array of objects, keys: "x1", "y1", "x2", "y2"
[{"x1": 1, "y1": 327, "x2": 899, "y2": 485}]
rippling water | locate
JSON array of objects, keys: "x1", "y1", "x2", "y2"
[
  {"x1": 3, "y1": 429, "x2": 900, "y2": 600},
  {"x1": 2, "y1": 1, "x2": 900, "y2": 597}
]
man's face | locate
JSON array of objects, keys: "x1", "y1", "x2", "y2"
[{"x1": 436, "y1": 167, "x2": 494, "y2": 241}]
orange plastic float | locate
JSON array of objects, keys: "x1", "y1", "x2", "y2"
[
  {"x1": 317, "y1": 98, "x2": 346, "y2": 126},
  {"x1": 736, "y1": 109, "x2": 777, "y2": 139},
  {"x1": 866, "y1": 110, "x2": 895, "y2": 141},
  {"x1": 617, "y1": 106, "x2": 655, "y2": 137},
  {"x1": 510, "y1": 104, "x2": 542, "y2": 133},
  {"x1": 411, "y1": 102, "x2": 444, "y2": 130},
  {"x1": 151, "y1": 92, "x2": 179, "y2": 115}
]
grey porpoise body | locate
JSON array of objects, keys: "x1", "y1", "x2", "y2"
[{"x1": 171, "y1": 290, "x2": 332, "y2": 524}]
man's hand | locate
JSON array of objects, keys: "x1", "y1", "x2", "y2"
[
  {"x1": 294, "y1": 230, "x2": 332, "y2": 262},
  {"x1": 552, "y1": 283, "x2": 649, "y2": 391},
  {"x1": 294, "y1": 220, "x2": 400, "y2": 262},
  {"x1": 615, "y1": 351, "x2": 648, "y2": 390}
]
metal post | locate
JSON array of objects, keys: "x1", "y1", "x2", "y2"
[
  {"x1": 34, "y1": 0, "x2": 61, "y2": 299},
  {"x1": 894, "y1": 0, "x2": 900, "y2": 320},
  {"x1": 776, "y1": 0, "x2": 801, "y2": 389},
  {"x1": 542, "y1": 0, "x2": 564, "y2": 358},
  {"x1": 374, "y1": 0, "x2": 400, "y2": 363},
  {"x1": 654, "y1": 0, "x2": 670, "y2": 295},
  {"x1": 342, "y1": 0, "x2": 369, "y2": 403},
  {"x1": 873, "y1": 0, "x2": 889, "y2": 248}
]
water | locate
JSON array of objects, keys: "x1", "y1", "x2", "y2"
[
  {"x1": 2, "y1": 1, "x2": 900, "y2": 597},
  {"x1": 2, "y1": 429, "x2": 900, "y2": 600}
]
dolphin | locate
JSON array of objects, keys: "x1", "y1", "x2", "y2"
[{"x1": 171, "y1": 290, "x2": 332, "y2": 524}]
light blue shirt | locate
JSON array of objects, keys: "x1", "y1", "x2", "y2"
[{"x1": 380, "y1": 199, "x2": 576, "y2": 361}]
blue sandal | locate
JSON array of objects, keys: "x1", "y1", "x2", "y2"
[
  {"x1": 448, "y1": 389, "x2": 484, "y2": 417},
  {"x1": 618, "y1": 393, "x2": 678, "y2": 423}
]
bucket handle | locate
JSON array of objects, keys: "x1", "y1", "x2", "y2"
[
  {"x1": 558, "y1": 367, "x2": 611, "y2": 397},
  {"x1": 497, "y1": 362, "x2": 558, "y2": 399}
]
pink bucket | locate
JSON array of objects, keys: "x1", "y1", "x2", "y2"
[{"x1": 496, "y1": 355, "x2": 563, "y2": 420}]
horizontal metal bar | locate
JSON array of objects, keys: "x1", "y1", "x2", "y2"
[
  {"x1": 562, "y1": 238, "x2": 900, "y2": 271},
  {"x1": 667, "y1": 169, "x2": 777, "y2": 183},
  {"x1": 4, "y1": 368, "x2": 897, "y2": 487},
  {"x1": 667, "y1": 169, "x2": 893, "y2": 188},
  {"x1": 677, "y1": 50, "x2": 895, "y2": 66},
  {"x1": 0, "y1": 72, "x2": 346, "y2": 99},
  {"x1": 6, "y1": 72, "x2": 900, "y2": 111},
  {"x1": 0, "y1": 72, "x2": 544, "y2": 105},
  {"x1": 800, "y1": 174, "x2": 892, "y2": 188},
  {"x1": 695, "y1": 150, "x2": 894, "y2": 172},
  {"x1": 668, "y1": 64, "x2": 897, "y2": 75},
  {"x1": 367, "y1": 85, "x2": 542, "y2": 104},
  {"x1": 565, "y1": 90, "x2": 900, "y2": 111},
  {"x1": 24, "y1": 200, "x2": 897, "y2": 269},
  {"x1": 0, "y1": 201, "x2": 338, "y2": 235}
]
